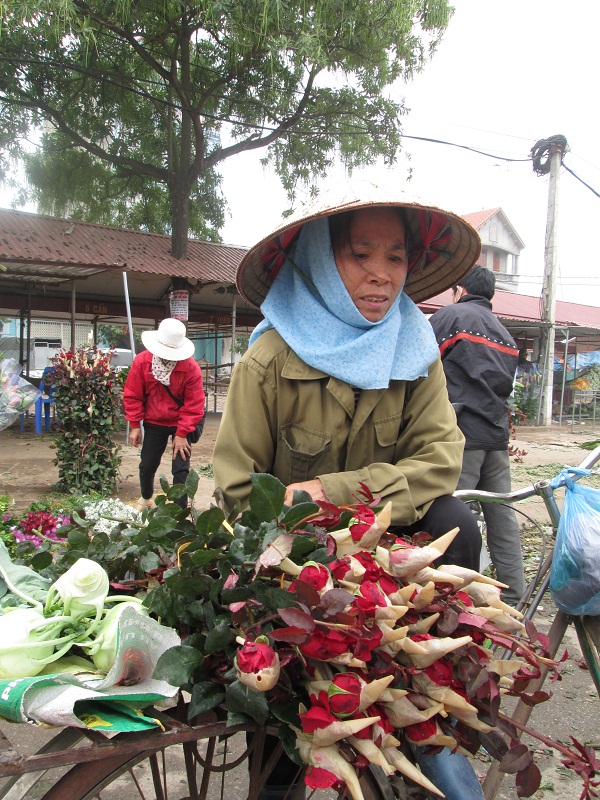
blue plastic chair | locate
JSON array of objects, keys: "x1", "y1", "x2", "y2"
[{"x1": 20, "y1": 367, "x2": 57, "y2": 433}]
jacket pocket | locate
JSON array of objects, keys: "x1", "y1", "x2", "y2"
[
  {"x1": 274, "y1": 423, "x2": 333, "y2": 484},
  {"x1": 373, "y1": 414, "x2": 402, "y2": 461}
]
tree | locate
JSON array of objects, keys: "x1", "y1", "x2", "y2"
[{"x1": 0, "y1": 1, "x2": 453, "y2": 256}]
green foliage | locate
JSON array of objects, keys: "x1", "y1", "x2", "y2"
[
  {"x1": 0, "y1": 1, "x2": 453, "y2": 254},
  {"x1": 233, "y1": 335, "x2": 250, "y2": 356},
  {"x1": 51, "y1": 347, "x2": 122, "y2": 494},
  {"x1": 97, "y1": 325, "x2": 141, "y2": 349},
  {"x1": 0, "y1": 495, "x2": 16, "y2": 552}
]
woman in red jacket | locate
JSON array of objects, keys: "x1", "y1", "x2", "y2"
[{"x1": 123, "y1": 318, "x2": 205, "y2": 511}]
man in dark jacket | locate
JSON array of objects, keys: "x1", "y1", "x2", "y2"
[{"x1": 430, "y1": 267, "x2": 525, "y2": 605}]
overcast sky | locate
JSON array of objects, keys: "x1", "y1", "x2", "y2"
[{"x1": 220, "y1": 0, "x2": 600, "y2": 308}]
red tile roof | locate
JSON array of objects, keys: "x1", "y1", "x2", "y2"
[
  {"x1": 422, "y1": 289, "x2": 600, "y2": 332},
  {"x1": 461, "y1": 209, "x2": 500, "y2": 229}
]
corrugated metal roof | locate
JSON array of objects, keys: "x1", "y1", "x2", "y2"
[{"x1": 0, "y1": 208, "x2": 245, "y2": 283}]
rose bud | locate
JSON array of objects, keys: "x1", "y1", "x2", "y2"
[
  {"x1": 296, "y1": 562, "x2": 334, "y2": 595},
  {"x1": 328, "y1": 502, "x2": 392, "y2": 557},
  {"x1": 296, "y1": 739, "x2": 364, "y2": 800},
  {"x1": 234, "y1": 638, "x2": 280, "y2": 692},
  {"x1": 405, "y1": 718, "x2": 457, "y2": 749},
  {"x1": 386, "y1": 528, "x2": 459, "y2": 579},
  {"x1": 328, "y1": 673, "x2": 395, "y2": 717}
]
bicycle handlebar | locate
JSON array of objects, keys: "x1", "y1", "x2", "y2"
[{"x1": 454, "y1": 444, "x2": 600, "y2": 505}]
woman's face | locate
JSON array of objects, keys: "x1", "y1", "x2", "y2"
[{"x1": 332, "y1": 207, "x2": 408, "y2": 322}]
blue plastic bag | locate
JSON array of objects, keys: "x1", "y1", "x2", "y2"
[{"x1": 549, "y1": 471, "x2": 600, "y2": 616}]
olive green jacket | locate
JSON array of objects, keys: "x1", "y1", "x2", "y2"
[{"x1": 213, "y1": 330, "x2": 464, "y2": 526}]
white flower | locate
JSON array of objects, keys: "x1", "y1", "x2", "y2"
[
  {"x1": 82, "y1": 498, "x2": 140, "y2": 535},
  {"x1": 46, "y1": 558, "x2": 109, "y2": 619},
  {"x1": 0, "y1": 608, "x2": 56, "y2": 678}
]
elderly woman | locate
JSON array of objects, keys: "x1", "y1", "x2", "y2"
[
  {"x1": 213, "y1": 184, "x2": 486, "y2": 800},
  {"x1": 214, "y1": 183, "x2": 482, "y2": 571}
]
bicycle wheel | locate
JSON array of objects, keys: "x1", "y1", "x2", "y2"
[
  {"x1": 0, "y1": 712, "x2": 394, "y2": 800},
  {"x1": 574, "y1": 615, "x2": 600, "y2": 695}
]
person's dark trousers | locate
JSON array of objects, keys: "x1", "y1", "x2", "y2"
[
  {"x1": 398, "y1": 494, "x2": 482, "y2": 571},
  {"x1": 139, "y1": 422, "x2": 190, "y2": 509},
  {"x1": 457, "y1": 449, "x2": 526, "y2": 604}
]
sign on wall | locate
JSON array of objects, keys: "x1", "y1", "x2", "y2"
[{"x1": 169, "y1": 290, "x2": 189, "y2": 321}]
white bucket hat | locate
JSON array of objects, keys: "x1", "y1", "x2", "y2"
[
  {"x1": 236, "y1": 180, "x2": 481, "y2": 307},
  {"x1": 141, "y1": 319, "x2": 195, "y2": 361}
]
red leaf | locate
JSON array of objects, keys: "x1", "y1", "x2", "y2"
[
  {"x1": 268, "y1": 626, "x2": 309, "y2": 644},
  {"x1": 500, "y1": 743, "x2": 533, "y2": 774},
  {"x1": 516, "y1": 761, "x2": 541, "y2": 797},
  {"x1": 277, "y1": 607, "x2": 315, "y2": 632}
]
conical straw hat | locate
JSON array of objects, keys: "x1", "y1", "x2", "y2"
[{"x1": 236, "y1": 181, "x2": 481, "y2": 308}]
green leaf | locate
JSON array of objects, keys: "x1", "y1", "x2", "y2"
[
  {"x1": 290, "y1": 535, "x2": 320, "y2": 559},
  {"x1": 226, "y1": 710, "x2": 252, "y2": 728},
  {"x1": 153, "y1": 645, "x2": 204, "y2": 685},
  {"x1": 270, "y1": 701, "x2": 301, "y2": 728},
  {"x1": 30, "y1": 550, "x2": 53, "y2": 570},
  {"x1": 67, "y1": 529, "x2": 91, "y2": 550},
  {"x1": 185, "y1": 470, "x2": 199, "y2": 500},
  {"x1": 248, "y1": 474, "x2": 285, "y2": 523},
  {"x1": 225, "y1": 680, "x2": 269, "y2": 725},
  {"x1": 190, "y1": 549, "x2": 223, "y2": 567},
  {"x1": 189, "y1": 681, "x2": 225, "y2": 718},
  {"x1": 195, "y1": 506, "x2": 226, "y2": 536},
  {"x1": 204, "y1": 621, "x2": 235, "y2": 655},
  {"x1": 280, "y1": 502, "x2": 319, "y2": 529}
]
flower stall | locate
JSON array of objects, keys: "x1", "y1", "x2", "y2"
[{"x1": 0, "y1": 474, "x2": 597, "y2": 799}]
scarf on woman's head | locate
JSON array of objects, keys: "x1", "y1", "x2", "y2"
[{"x1": 249, "y1": 216, "x2": 439, "y2": 390}]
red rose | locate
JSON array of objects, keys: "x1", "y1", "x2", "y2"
[
  {"x1": 349, "y1": 506, "x2": 377, "y2": 542},
  {"x1": 301, "y1": 693, "x2": 338, "y2": 734},
  {"x1": 299, "y1": 628, "x2": 352, "y2": 661},
  {"x1": 298, "y1": 563, "x2": 332, "y2": 592},
  {"x1": 328, "y1": 672, "x2": 362, "y2": 717},
  {"x1": 354, "y1": 582, "x2": 388, "y2": 616},
  {"x1": 236, "y1": 640, "x2": 276, "y2": 672},
  {"x1": 405, "y1": 716, "x2": 439, "y2": 743},
  {"x1": 305, "y1": 766, "x2": 341, "y2": 791},
  {"x1": 424, "y1": 657, "x2": 454, "y2": 686},
  {"x1": 352, "y1": 625, "x2": 383, "y2": 662}
]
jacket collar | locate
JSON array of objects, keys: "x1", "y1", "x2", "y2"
[
  {"x1": 281, "y1": 348, "x2": 386, "y2": 419},
  {"x1": 459, "y1": 293, "x2": 493, "y2": 310}
]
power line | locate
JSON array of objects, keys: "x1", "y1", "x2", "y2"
[{"x1": 562, "y1": 163, "x2": 600, "y2": 198}]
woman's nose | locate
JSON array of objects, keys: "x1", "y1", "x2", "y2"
[{"x1": 365, "y1": 257, "x2": 389, "y2": 280}]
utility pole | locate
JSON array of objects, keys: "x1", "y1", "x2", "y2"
[{"x1": 531, "y1": 135, "x2": 568, "y2": 426}]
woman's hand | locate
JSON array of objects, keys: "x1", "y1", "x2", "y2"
[
  {"x1": 129, "y1": 428, "x2": 142, "y2": 447},
  {"x1": 173, "y1": 435, "x2": 191, "y2": 459},
  {"x1": 284, "y1": 479, "x2": 328, "y2": 506}
]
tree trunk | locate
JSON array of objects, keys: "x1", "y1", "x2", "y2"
[{"x1": 170, "y1": 184, "x2": 190, "y2": 260}]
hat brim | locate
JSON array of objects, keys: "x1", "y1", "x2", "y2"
[
  {"x1": 141, "y1": 330, "x2": 195, "y2": 361},
  {"x1": 236, "y1": 183, "x2": 481, "y2": 307}
]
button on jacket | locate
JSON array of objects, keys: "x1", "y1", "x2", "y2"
[{"x1": 213, "y1": 329, "x2": 464, "y2": 526}]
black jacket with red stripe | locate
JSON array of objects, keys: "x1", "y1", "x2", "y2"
[{"x1": 429, "y1": 294, "x2": 518, "y2": 450}]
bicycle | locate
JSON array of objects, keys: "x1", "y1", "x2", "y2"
[
  {"x1": 2, "y1": 454, "x2": 599, "y2": 800},
  {"x1": 0, "y1": 699, "x2": 393, "y2": 800},
  {"x1": 454, "y1": 444, "x2": 600, "y2": 800}
]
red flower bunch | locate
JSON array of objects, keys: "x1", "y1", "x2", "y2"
[{"x1": 227, "y1": 499, "x2": 570, "y2": 800}]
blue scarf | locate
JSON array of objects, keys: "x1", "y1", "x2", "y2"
[{"x1": 249, "y1": 217, "x2": 439, "y2": 390}]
